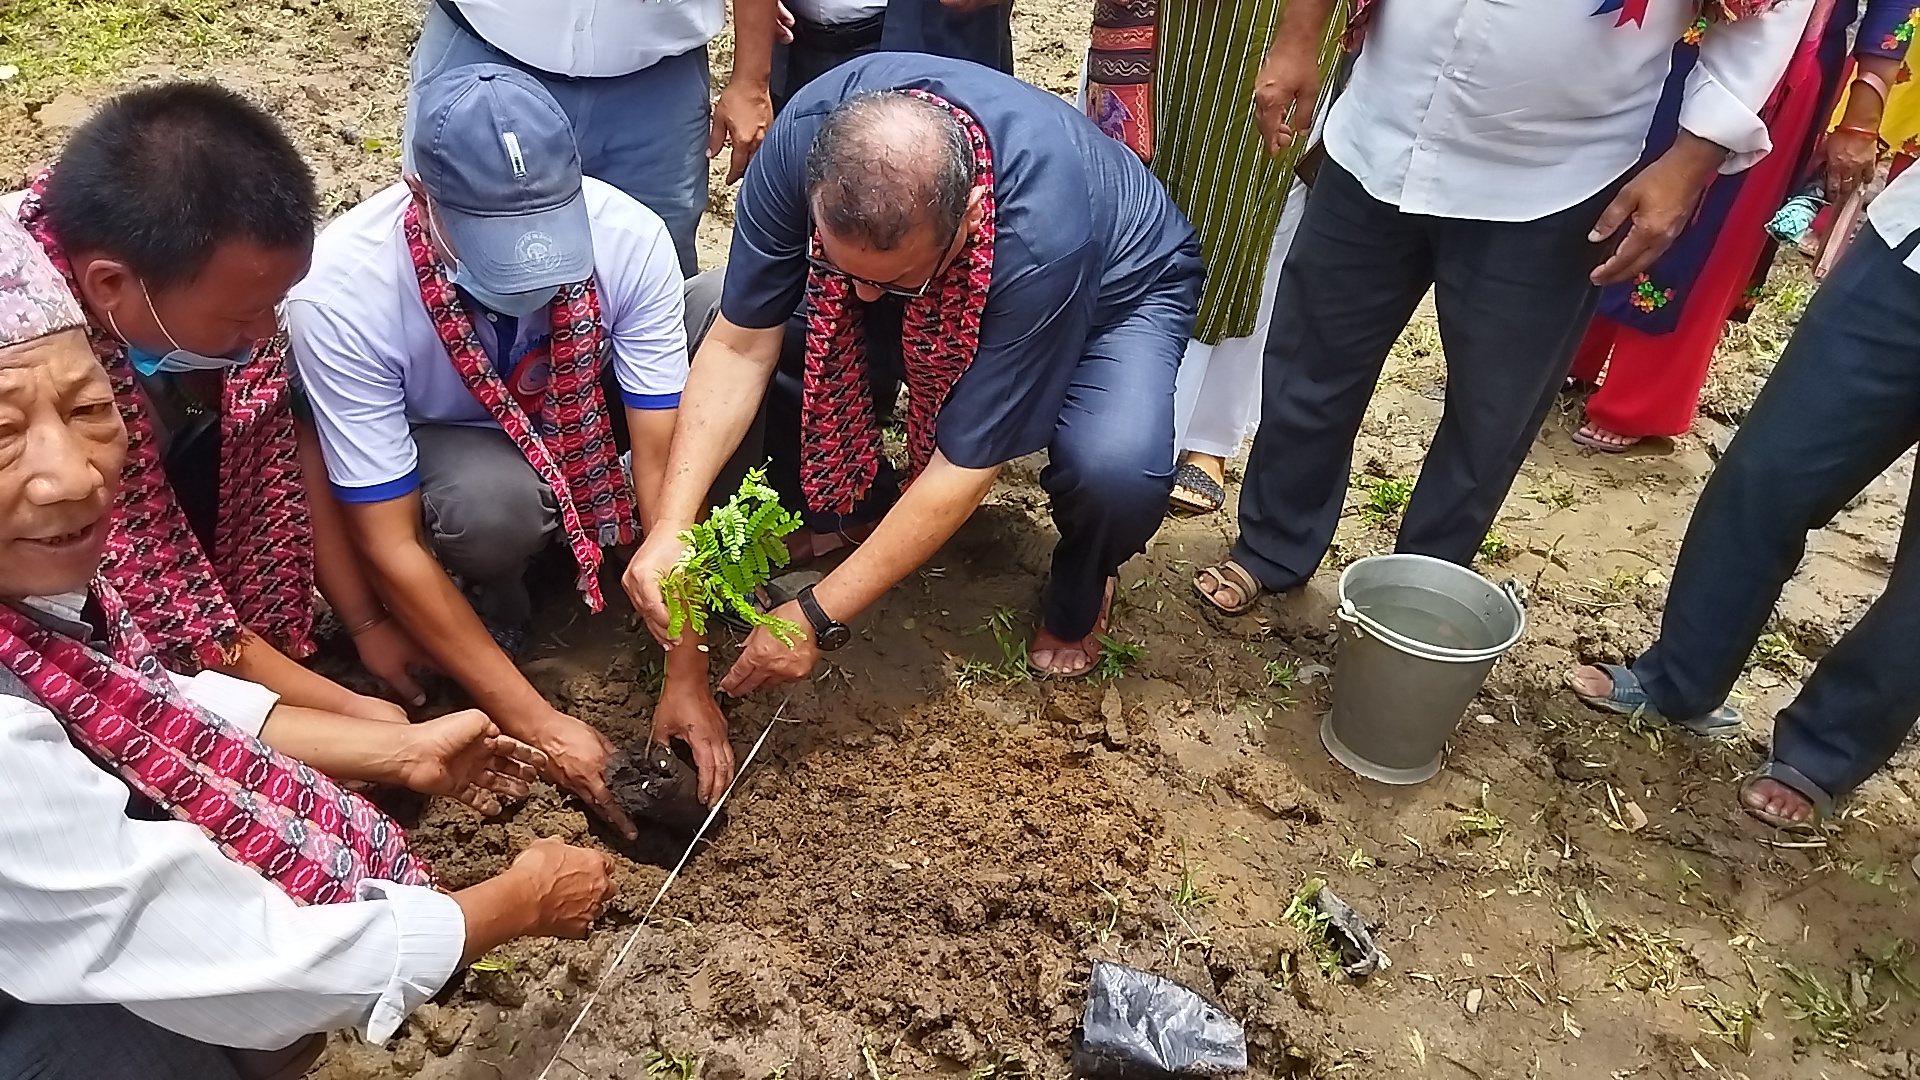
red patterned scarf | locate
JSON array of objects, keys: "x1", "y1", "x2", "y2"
[
  {"x1": 402, "y1": 202, "x2": 634, "y2": 611},
  {"x1": 0, "y1": 582, "x2": 430, "y2": 904},
  {"x1": 1086, "y1": 0, "x2": 1157, "y2": 162},
  {"x1": 800, "y1": 90, "x2": 997, "y2": 516},
  {"x1": 15, "y1": 172, "x2": 314, "y2": 673}
]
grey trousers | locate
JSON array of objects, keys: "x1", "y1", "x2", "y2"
[
  {"x1": 1231, "y1": 160, "x2": 1621, "y2": 590},
  {"x1": 416, "y1": 270, "x2": 733, "y2": 626}
]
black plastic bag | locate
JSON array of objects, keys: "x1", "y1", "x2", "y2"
[{"x1": 1072, "y1": 962, "x2": 1247, "y2": 1079}]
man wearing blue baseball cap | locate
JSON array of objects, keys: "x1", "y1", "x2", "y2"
[{"x1": 288, "y1": 64, "x2": 738, "y2": 834}]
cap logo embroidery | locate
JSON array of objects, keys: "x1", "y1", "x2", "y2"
[
  {"x1": 516, "y1": 231, "x2": 562, "y2": 272},
  {"x1": 502, "y1": 131, "x2": 527, "y2": 178}
]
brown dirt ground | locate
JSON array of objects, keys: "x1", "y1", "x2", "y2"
[{"x1": 5, "y1": 2, "x2": 1919, "y2": 1078}]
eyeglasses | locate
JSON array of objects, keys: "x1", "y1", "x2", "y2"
[
  {"x1": 806, "y1": 220, "x2": 969, "y2": 299},
  {"x1": 805, "y1": 254, "x2": 939, "y2": 299}
]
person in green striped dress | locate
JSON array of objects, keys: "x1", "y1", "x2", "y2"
[{"x1": 1150, "y1": 0, "x2": 1350, "y2": 513}]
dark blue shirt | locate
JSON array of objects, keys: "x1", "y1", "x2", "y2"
[{"x1": 722, "y1": 53, "x2": 1200, "y2": 470}]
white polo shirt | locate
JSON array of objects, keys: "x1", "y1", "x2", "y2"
[
  {"x1": 446, "y1": 0, "x2": 726, "y2": 78},
  {"x1": 286, "y1": 178, "x2": 687, "y2": 504}
]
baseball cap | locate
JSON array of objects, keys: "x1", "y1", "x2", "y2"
[{"x1": 409, "y1": 64, "x2": 593, "y2": 293}]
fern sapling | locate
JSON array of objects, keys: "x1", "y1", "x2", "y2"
[{"x1": 660, "y1": 467, "x2": 805, "y2": 645}]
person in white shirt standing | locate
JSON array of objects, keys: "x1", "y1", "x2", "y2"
[
  {"x1": 288, "y1": 66, "x2": 739, "y2": 838},
  {"x1": 775, "y1": 0, "x2": 1013, "y2": 113},
  {"x1": 1191, "y1": 0, "x2": 1813, "y2": 615},
  {"x1": 407, "y1": 0, "x2": 779, "y2": 275},
  {"x1": 0, "y1": 210, "x2": 613, "y2": 1080},
  {"x1": 1567, "y1": 162, "x2": 1920, "y2": 830}
]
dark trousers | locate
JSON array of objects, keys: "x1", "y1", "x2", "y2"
[
  {"x1": 1635, "y1": 228, "x2": 1920, "y2": 800},
  {"x1": 1231, "y1": 161, "x2": 1618, "y2": 589},
  {"x1": 759, "y1": 266, "x2": 1202, "y2": 639},
  {"x1": 773, "y1": 0, "x2": 1015, "y2": 111},
  {"x1": 0, "y1": 1000, "x2": 241, "y2": 1080}
]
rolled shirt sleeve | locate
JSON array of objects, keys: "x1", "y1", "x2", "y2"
[
  {"x1": 165, "y1": 669, "x2": 280, "y2": 738},
  {"x1": 0, "y1": 695, "x2": 464, "y2": 1050},
  {"x1": 1681, "y1": 0, "x2": 1815, "y2": 173}
]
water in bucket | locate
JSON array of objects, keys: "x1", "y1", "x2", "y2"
[{"x1": 1324, "y1": 555, "x2": 1526, "y2": 785}]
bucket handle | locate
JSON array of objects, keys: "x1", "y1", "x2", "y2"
[{"x1": 1336, "y1": 578, "x2": 1528, "y2": 660}]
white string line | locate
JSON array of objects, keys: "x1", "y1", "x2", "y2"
[{"x1": 537, "y1": 694, "x2": 792, "y2": 1080}]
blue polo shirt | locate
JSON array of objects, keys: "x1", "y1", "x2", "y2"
[{"x1": 722, "y1": 53, "x2": 1201, "y2": 471}]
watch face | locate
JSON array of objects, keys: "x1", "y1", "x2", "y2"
[{"x1": 818, "y1": 623, "x2": 853, "y2": 651}]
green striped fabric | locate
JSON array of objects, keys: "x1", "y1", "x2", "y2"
[{"x1": 1151, "y1": 0, "x2": 1350, "y2": 344}]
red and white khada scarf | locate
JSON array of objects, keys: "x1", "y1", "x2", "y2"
[
  {"x1": 800, "y1": 89, "x2": 997, "y2": 516},
  {"x1": 0, "y1": 581, "x2": 430, "y2": 903},
  {"x1": 402, "y1": 202, "x2": 635, "y2": 611},
  {"x1": 15, "y1": 172, "x2": 315, "y2": 673}
]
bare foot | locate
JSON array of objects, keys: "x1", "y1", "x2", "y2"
[
  {"x1": 1565, "y1": 664, "x2": 1614, "y2": 699},
  {"x1": 1574, "y1": 421, "x2": 1642, "y2": 452},
  {"x1": 1029, "y1": 580, "x2": 1114, "y2": 678},
  {"x1": 1742, "y1": 777, "x2": 1815, "y2": 826}
]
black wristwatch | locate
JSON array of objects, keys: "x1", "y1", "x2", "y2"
[{"x1": 796, "y1": 585, "x2": 851, "y2": 651}]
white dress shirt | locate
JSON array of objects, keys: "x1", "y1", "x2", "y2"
[
  {"x1": 1326, "y1": 0, "x2": 1814, "y2": 222},
  {"x1": 448, "y1": 0, "x2": 727, "y2": 77},
  {"x1": 1868, "y1": 163, "x2": 1920, "y2": 272},
  {"x1": 0, "y1": 596, "x2": 465, "y2": 1051}
]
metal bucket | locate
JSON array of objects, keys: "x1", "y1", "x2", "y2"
[{"x1": 1322, "y1": 554, "x2": 1526, "y2": 785}]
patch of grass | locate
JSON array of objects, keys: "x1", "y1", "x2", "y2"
[
  {"x1": 646, "y1": 1050, "x2": 701, "y2": 1080},
  {"x1": 1562, "y1": 889, "x2": 1695, "y2": 994},
  {"x1": 1345, "y1": 846, "x2": 1377, "y2": 871},
  {"x1": 1478, "y1": 530, "x2": 1513, "y2": 564},
  {"x1": 955, "y1": 607, "x2": 1030, "y2": 687},
  {"x1": 1091, "y1": 634, "x2": 1147, "y2": 682},
  {"x1": 1358, "y1": 477, "x2": 1414, "y2": 526},
  {"x1": 1687, "y1": 993, "x2": 1759, "y2": 1054},
  {"x1": 1528, "y1": 478, "x2": 1574, "y2": 511},
  {"x1": 0, "y1": 0, "x2": 241, "y2": 93},
  {"x1": 967, "y1": 1052, "x2": 1032, "y2": 1080},
  {"x1": 1279, "y1": 878, "x2": 1344, "y2": 976},
  {"x1": 1749, "y1": 632, "x2": 1803, "y2": 676},
  {"x1": 1263, "y1": 659, "x2": 1296, "y2": 690},
  {"x1": 1451, "y1": 807, "x2": 1507, "y2": 846},
  {"x1": 1171, "y1": 865, "x2": 1216, "y2": 910},
  {"x1": 1074, "y1": 884, "x2": 1123, "y2": 944},
  {"x1": 468, "y1": 951, "x2": 517, "y2": 974},
  {"x1": 1779, "y1": 962, "x2": 1881, "y2": 1047},
  {"x1": 1449, "y1": 785, "x2": 1506, "y2": 846}
]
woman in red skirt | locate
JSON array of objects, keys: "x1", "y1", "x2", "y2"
[{"x1": 1571, "y1": 0, "x2": 1913, "y2": 451}]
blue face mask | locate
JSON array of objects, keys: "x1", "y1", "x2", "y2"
[
  {"x1": 426, "y1": 203, "x2": 560, "y2": 317},
  {"x1": 450, "y1": 269, "x2": 559, "y2": 318},
  {"x1": 106, "y1": 288, "x2": 253, "y2": 377}
]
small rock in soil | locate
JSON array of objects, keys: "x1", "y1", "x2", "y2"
[{"x1": 413, "y1": 1002, "x2": 469, "y2": 1056}]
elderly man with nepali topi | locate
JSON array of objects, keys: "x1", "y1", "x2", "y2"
[{"x1": 624, "y1": 53, "x2": 1204, "y2": 684}]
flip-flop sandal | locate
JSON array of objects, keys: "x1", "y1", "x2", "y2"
[
  {"x1": 1192, "y1": 559, "x2": 1264, "y2": 616},
  {"x1": 1565, "y1": 663, "x2": 1742, "y2": 739},
  {"x1": 1169, "y1": 461, "x2": 1227, "y2": 515},
  {"x1": 1571, "y1": 424, "x2": 1644, "y2": 453},
  {"x1": 713, "y1": 571, "x2": 821, "y2": 634},
  {"x1": 1738, "y1": 761, "x2": 1833, "y2": 830}
]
